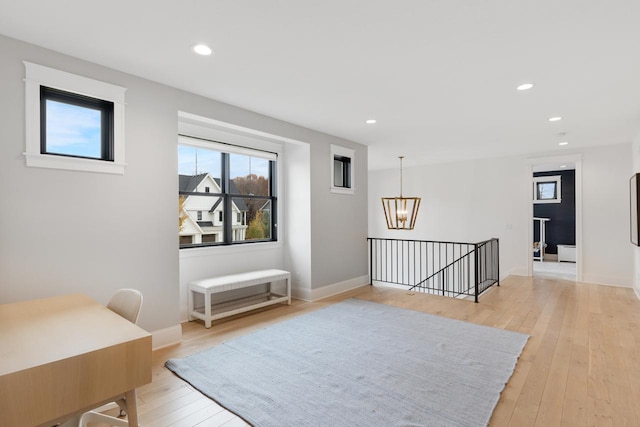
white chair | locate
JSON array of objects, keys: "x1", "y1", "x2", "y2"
[
  {"x1": 78, "y1": 289, "x2": 144, "y2": 427},
  {"x1": 107, "y1": 288, "x2": 143, "y2": 324},
  {"x1": 79, "y1": 411, "x2": 129, "y2": 427}
]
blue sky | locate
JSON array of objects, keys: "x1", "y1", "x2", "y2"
[
  {"x1": 45, "y1": 100, "x2": 102, "y2": 158},
  {"x1": 538, "y1": 182, "x2": 556, "y2": 199},
  {"x1": 178, "y1": 145, "x2": 269, "y2": 179}
]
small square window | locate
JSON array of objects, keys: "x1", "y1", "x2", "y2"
[
  {"x1": 24, "y1": 62, "x2": 126, "y2": 174},
  {"x1": 330, "y1": 144, "x2": 355, "y2": 194},
  {"x1": 334, "y1": 156, "x2": 351, "y2": 188},
  {"x1": 536, "y1": 182, "x2": 556, "y2": 200},
  {"x1": 533, "y1": 175, "x2": 562, "y2": 204},
  {"x1": 197, "y1": 211, "x2": 202, "y2": 221},
  {"x1": 205, "y1": 186, "x2": 210, "y2": 193},
  {"x1": 40, "y1": 86, "x2": 114, "y2": 161}
]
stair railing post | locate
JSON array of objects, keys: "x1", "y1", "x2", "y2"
[
  {"x1": 474, "y1": 243, "x2": 479, "y2": 303},
  {"x1": 369, "y1": 238, "x2": 373, "y2": 285},
  {"x1": 496, "y1": 238, "x2": 500, "y2": 286}
]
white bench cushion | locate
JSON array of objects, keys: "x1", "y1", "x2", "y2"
[{"x1": 189, "y1": 269, "x2": 290, "y2": 293}]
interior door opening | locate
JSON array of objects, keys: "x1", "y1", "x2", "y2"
[{"x1": 528, "y1": 156, "x2": 582, "y2": 282}]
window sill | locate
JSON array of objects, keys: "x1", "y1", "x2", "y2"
[
  {"x1": 331, "y1": 186, "x2": 355, "y2": 195},
  {"x1": 24, "y1": 153, "x2": 127, "y2": 174},
  {"x1": 179, "y1": 240, "x2": 282, "y2": 259},
  {"x1": 534, "y1": 199, "x2": 562, "y2": 204}
]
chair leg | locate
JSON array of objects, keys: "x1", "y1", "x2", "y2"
[
  {"x1": 115, "y1": 397, "x2": 128, "y2": 417},
  {"x1": 80, "y1": 396, "x2": 128, "y2": 418},
  {"x1": 78, "y1": 411, "x2": 130, "y2": 427}
]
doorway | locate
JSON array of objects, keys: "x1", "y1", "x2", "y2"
[{"x1": 528, "y1": 155, "x2": 583, "y2": 282}]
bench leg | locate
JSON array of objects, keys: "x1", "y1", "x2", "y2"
[
  {"x1": 286, "y1": 276, "x2": 291, "y2": 305},
  {"x1": 204, "y1": 291, "x2": 212, "y2": 329},
  {"x1": 187, "y1": 289, "x2": 194, "y2": 322}
]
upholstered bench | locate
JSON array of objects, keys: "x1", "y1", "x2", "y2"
[{"x1": 187, "y1": 269, "x2": 291, "y2": 328}]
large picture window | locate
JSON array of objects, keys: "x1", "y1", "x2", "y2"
[{"x1": 178, "y1": 136, "x2": 277, "y2": 248}]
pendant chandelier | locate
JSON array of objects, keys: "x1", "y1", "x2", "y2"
[{"x1": 381, "y1": 156, "x2": 421, "y2": 230}]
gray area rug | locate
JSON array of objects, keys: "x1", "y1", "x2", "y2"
[{"x1": 165, "y1": 299, "x2": 528, "y2": 427}]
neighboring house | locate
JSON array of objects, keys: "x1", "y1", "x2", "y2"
[{"x1": 179, "y1": 173, "x2": 248, "y2": 244}]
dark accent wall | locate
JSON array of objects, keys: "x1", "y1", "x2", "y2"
[{"x1": 533, "y1": 170, "x2": 576, "y2": 254}]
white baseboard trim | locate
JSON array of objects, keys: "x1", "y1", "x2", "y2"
[
  {"x1": 291, "y1": 286, "x2": 312, "y2": 301},
  {"x1": 581, "y1": 274, "x2": 632, "y2": 288},
  {"x1": 634, "y1": 285, "x2": 640, "y2": 301},
  {"x1": 151, "y1": 324, "x2": 182, "y2": 351},
  {"x1": 371, "y1": 281, "x2": 411, "y2": 291},
  {"x1": 504, "y1": 267, "x2": 528, "y2": 279},
  {"x1": 293, "y1": 275, "x2": 370, "y2": 302}
]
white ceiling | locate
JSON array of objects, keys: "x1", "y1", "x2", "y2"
[{"x1": 2, "y1": 1, "x2": 640, "y2": 170}]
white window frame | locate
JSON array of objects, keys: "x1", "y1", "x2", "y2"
[
  {"x1": 533, "y1": 175, "x2": 562, "y2": 204},
  {"x1": 24, "y1": 62, "x2": 127, "y2": 174},
  {"x1": 330, "y1": 144, "x2": 355, "y2": 195}
]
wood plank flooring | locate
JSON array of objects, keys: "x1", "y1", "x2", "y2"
[{"x1": 98, "y1": 275, "x2": 640, "y2": 426}]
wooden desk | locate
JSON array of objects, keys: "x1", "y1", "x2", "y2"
[{"x1": 0, "y1": 294, "x2": 152, "y2": 427}]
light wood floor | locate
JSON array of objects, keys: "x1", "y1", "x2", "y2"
[{"x1": 111, "y1": 275, "x2": 640, "y2": 427}]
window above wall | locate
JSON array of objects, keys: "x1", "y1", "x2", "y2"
[
  {"x1": 533, "y1": 175, "x2": 562, "y2": 204},
  {"x1": 40, "y1": 86, "x2": 114, "y2": 160},
  {"x1": 330, "y1": 144, "x2": 355, "y2": 195},
  {"x1": 334, "y1": 155, "x2": 351, "y2": 188},
  {"x1": 24, "y1": 62, "x2": 126, "y2": 174}
]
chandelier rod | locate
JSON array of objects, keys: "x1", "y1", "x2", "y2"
[{"x1": 399, "y1": 156, "x2": 404, "y2": 197}]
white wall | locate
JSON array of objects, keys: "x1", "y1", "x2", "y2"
[
  {"x1": 369, "y1": 156, "x2": 530, "y2": 279},
  {"x1": 176, "y1": 92, "x2": 369, "y2": 300},
  {"x1": 0, "y1": 35, "x2": 369, "y2": 343},
  {"x1": 369, "y1": 143, "x2": 634, "y2": 288},
  {"x1": 0, "y1": 36, "x2": 181, "y2": 339},
  {"x1": 631, "y1": 132, "x2": 640, "y2": 298},
  {"x1": 309, "y1": 137, "x2": 369, "y2": 294},
  {"x1": 283, "y1": 142, "x2": 312, "y2": 299},
  {"x1": 581, "y1": 144, "x2": 634, "y2": 287}
]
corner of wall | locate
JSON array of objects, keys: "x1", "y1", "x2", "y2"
[
  {"x1": 634, "y1": 247, "x2": 640, "y2": 300},
  {"x1": 301, "y1": 275, "x2": 370, "y2": 302},
  {"x1": 503, "y1": 267, "x2": 529, "y2": 279},
  {"x1": 151, "y1": 324, "x2": 182, "y2": 351},
  {"x1": 632, "y1": 133, "x2": 640, "y2": 300}
]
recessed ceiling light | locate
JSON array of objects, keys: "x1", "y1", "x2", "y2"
[
  {"x1": 365, "y1": 119, "x2": 377, "y2": 124},
  {"x1": 548, "y1": 116, "x2": 562, "y2": 122},
  {"x1": 560, "y1": 164, "x2": 567, "y2": 168},
  {"x1": 192, "y1": 44, "x2": 213, "y2": 56},
  {"x1": 517, "y1": 83, "x2": 534, "y2": 91},
  {"x1": 559, "y1": 141, "x2": 569, "y2": 146}
]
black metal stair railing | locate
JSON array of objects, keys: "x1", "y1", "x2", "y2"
[{"x1": 367, "y1": 237, "x2": 500, "y2": 302}]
